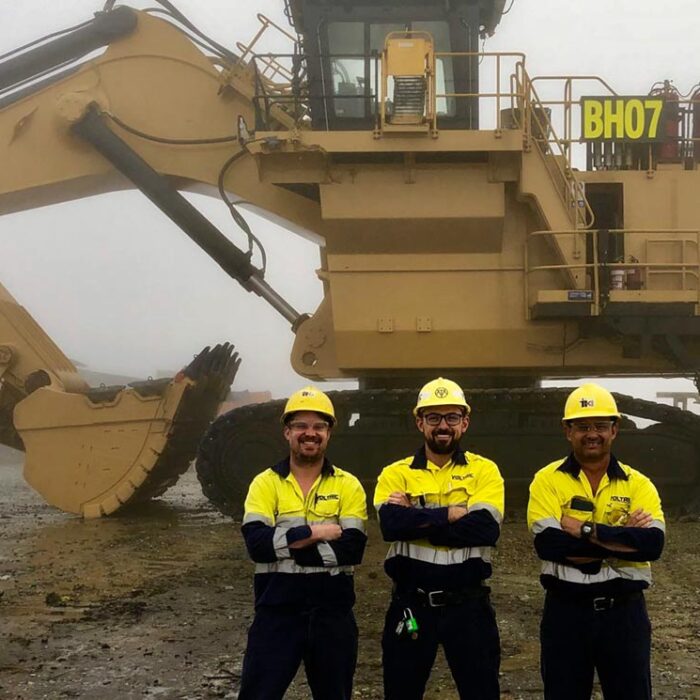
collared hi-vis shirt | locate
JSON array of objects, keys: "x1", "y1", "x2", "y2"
[
  {"x1": 528, "y1": 453, "x2": 665, "y2": 596},
  {"x1": 374, "y1": 446, "x2": 504, "y2": 591},
  {"x1": 242, "y1": 457, "x2": 367, "y2": 608}
]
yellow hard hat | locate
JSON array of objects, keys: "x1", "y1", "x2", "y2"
[
  {"x1": 414, "y1": 377, "x2": 471, "y2": 416},
  {"x1": 562, "y1": 383, "x2": 620, "y2": 422},
  {"x1": 282, "y1": 386, "x2": 336, "y2": 425}
]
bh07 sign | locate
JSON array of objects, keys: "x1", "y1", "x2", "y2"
[{"x1": 581, "y1": 97, "x2": 665, "y2": 142}]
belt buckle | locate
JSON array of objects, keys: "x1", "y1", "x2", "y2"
[
  {"x1": 593, "y1": 596, "x2": 613, "y2": 611},
  {"x1": 427, "y1": 590, "x2": 445, "y2": 607}
]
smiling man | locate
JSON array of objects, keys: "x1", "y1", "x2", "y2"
[
  {"x1": 238, "y1": 386, "x2": 367, "y2": 700},
  {"x1": 374, "y1": 377, "x2": 504, "y2": 700},
  {"x1": 527, "y1": 383, "x2": 665, "y2": 700}
]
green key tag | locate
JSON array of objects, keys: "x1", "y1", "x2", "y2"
[{"x1": 403, "y1": 608, "x2": 419, "y2": 639}]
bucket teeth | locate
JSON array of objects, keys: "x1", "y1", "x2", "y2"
[{"x1": 14, "y1": 343, "x2": 240, "y2": 517}]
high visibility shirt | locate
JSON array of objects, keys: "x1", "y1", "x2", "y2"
[
  {"x1": 374, "y1": 446, "x2": 504, "y2": 591},
  {"x1": 242, "y1": 457, "x2": 367, "y2": 608},
  {"x1": 528, "y1": 453, "x2": 665, "y2": 596}
]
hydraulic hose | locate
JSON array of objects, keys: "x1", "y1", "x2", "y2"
[
  {"x1": 72, "y1": 106, "x2": 302, "y2": 328},
  {"x1": 0, "y1": 7, "x2": 138, "y2": 92}
]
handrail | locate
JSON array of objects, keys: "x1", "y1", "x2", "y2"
[
  {"x1": 511, "y1": 67, "x2": 595, "y2": 230},
  {"x1": 236, "y1": 13, "x2": 299, "y2": 74},
  {"x1": 432, "y1": 51, "x2": 526, "y2": 130},
  {"x1": 525, "y1": 76, "x2": 700, "y2": 168},
  {"x1": 283, "y1": 0, "x2": 295, "y2": 29},
  {"x1": 525, "y1": 228, "x2": 700, "y2": 313},
  {"x1": 250, "y1": 52, "x2": 380, "y2": 130},
  {"x1": 241, "y1": 45, "x2": 699, "y2": 204},
  {"x1": 530, "y1": 76, "x2": 618, "y2": 157}
]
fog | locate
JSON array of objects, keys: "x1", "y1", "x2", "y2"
[{"x1": 1, "y1": 0, "x2": 698, "y2": 406}]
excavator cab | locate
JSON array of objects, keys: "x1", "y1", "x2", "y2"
[{"x1": 254, "y1": 0, "x2": 505, "y2": 131}]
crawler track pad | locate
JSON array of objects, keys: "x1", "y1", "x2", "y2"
[{"x1": 14, "y1": 344, "x2": 239, "y2": 517}]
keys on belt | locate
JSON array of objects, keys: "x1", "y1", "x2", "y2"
[{"x1": 395, "y1": 608, "x2": 420, "y2": 640}]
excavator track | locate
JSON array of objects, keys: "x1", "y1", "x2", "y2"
[
  {"x1": 196, "y1": 387, "x2": 700, "y2": 518},
  {"x1": 13, "y1": 343, "x2": 240, "y2": 517}
]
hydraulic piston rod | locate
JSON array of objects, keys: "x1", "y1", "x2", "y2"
[{"x1": 72, "y1": 106, "x2": 303, "y2": 328}]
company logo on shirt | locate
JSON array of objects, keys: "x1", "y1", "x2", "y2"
[
  {"x1": 610, "y1": 495, "x2": 631, "y2": 504},
  {"x1": 450, "y1": 474, "x2": 474, "y2": 481},
  {"x1": 606, "y1": 496, "x2": 631, "y2": 525},
  {"x1": 315, "y1": 494, "x2": 339, "y2": 501}
]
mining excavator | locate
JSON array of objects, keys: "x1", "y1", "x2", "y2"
[{"x1": 1, "y1": 0, "x2": 699, "y2": 518}]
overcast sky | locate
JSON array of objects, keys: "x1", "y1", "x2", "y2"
[{"x1": 1, "y1": 0, "x2": 698, "y2": 406}]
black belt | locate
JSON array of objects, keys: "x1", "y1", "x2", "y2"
[
  {"x1": 546, "y1": 589, "x2": 643, "y2": 612},
  {"x1": 395, "y1": 586, "x2": 490, "y2": 608}
]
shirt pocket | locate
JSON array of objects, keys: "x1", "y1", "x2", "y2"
[
  {"x1": 308, "y1": 496, "x2": 341, "y2": 522},
  {"x1": 406, "y1": 488, "x2": 441, "y2": 508},
  {"x1": 445, "y1": 484, "x2": 472, "y2": 507},
  {"x1": 605, "y1": 503, "x2": 630, "y2": 526},
  {"x1": 562, "y1": 495, "x2": 596, "y2": 521},
  {"x1": 274, "y1": 502, "x2": 306, "y2": 528}
]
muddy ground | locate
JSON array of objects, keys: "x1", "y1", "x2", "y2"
[{"x1": 1, "y1": 461, "x2": 699, "y2": 700}]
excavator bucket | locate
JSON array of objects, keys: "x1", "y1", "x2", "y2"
[
  {"x1": 0, "y1": 281, "x2": 239, "y2": 518},
  {"x1": 11, "y1": 344, "x2": 239, "y2": 518}
]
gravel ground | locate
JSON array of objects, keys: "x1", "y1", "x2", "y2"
[{"x1": 0, "y1": 462, "x2": 699, "y2": 699}]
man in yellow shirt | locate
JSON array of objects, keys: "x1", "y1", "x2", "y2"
[
  {"x1": 374, "y1": 378, "x2": 504, "y2": 700},
  {"x1": 528, "y1": 383, "x2": 665, "y2": 700},
  {"x1": 238, "y1": 386, "x2": 367, "y2": 700}
]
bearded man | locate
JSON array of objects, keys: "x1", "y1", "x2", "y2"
[{"x1": 373, "y1": 378, "x2": 504, "y2": 700}]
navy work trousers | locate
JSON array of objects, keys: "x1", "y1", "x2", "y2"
[
  {"x1": 540, "y1": 592, "x2": 652, "y2": 700},
  {"x1": 238, "y1": 604, "x2": 357, "y2": 700},
  {"x1": 382, "y1": 596, "x2": 501, "y2": 700}
]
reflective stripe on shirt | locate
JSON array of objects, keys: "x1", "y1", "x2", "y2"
[
  {"x1": 272, "y1": 527, "x2": 291, "y2": 559},
  {"x1": 469, "y1": 501, "x2": 503, "y2": 524},
  {"x1": 255, "y1": 560, "x2": 354, "y2": 576},
  {"x1": 317, "y1": 542, "x2": 339, "y2": 567},
  {"x1": 387, "y1": 541, "x2": 494, "y2": 566},
  {"x1": 243, "y1": 512, "x2": 273, "y2": 526},
  {"x1": 339, "y1": 517, "x2": 366, "y2": 533},
  {"x1": 541, "y1": 560, "x2": 652, "y2": 585}
]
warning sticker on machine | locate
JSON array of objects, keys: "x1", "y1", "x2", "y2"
[{"x1": 581, "y1": 96, "x2": 665, "y2": 142}]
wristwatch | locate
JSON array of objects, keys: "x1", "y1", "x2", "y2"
[{"x1": 580, "y1": 521, "x2": 595, "y2": 540}]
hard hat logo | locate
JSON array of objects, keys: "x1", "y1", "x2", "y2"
[
  {"x1": 414, "y1": 377, "x2": 471, "y2": 416},
  {"x1": 563, "y1": 383, "x2": 620, "y2": 422},
  {"x1": 282, "y1": 386, "x2": 336, "y2": 425}
]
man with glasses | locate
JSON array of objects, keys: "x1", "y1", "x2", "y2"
[
  {"x1": 528, "y1": 383, "x2": 665, "y2": 700},
  {"x1": 239, "y1": 386, "x2": 367, "y2": 700},
  {"x1": 374, "y1": 377, "x2": 504, "y2": 700}
]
